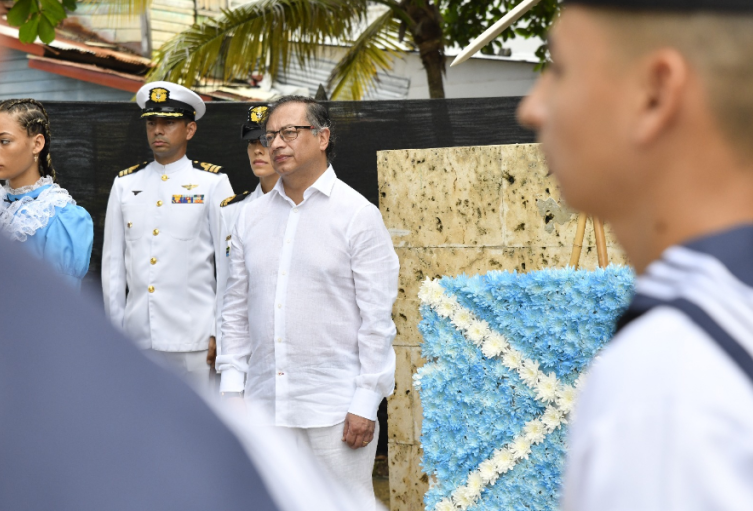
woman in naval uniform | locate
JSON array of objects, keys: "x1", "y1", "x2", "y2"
[
  {"x1": 0, "y1": 99, "x2": 93, "y2": 289},
  {"x1": 210, "y1": 104, "x2": 279, "y2": 373}
]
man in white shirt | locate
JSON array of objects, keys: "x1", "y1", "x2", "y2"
[
  {"x1": 217, "y1": 96, "x2": 398, "y2": 509},
  {"x1": 102, "y1": 81, "x2": 233, "y2": 388},
  {"x1": 516, "y1": 1, "x2": 753, "y2": 510}
]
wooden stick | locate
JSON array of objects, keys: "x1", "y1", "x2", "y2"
[
  {"x1": 569, "y1": 212, "x2": 588, "y2": 269},
  {"x1": 593, "y1": 217, "x2": 608, "y2": 268},
  {"x1": 450, "y1": 0, "x2": 543, "y2": 67}
]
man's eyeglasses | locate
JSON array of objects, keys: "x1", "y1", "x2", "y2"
[{"x1": 261, "y1": 125, "x2": 316, "y2": 148}]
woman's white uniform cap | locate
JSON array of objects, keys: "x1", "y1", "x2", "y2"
[{"x1": 136, "y1": 81, "x2": 206, "y2": 121}]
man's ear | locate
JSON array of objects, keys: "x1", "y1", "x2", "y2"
[
  {"x1": 318, "y1": 127, "x2": 330, "y2": 152},
  {"x1": 632, "y1": 48, "x2": 689, "y2": 146},
  {"x1": 185, "y1": 121, "x2": 198, "y2": 141}
]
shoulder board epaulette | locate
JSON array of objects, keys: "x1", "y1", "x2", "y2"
[
  {"x1": 118, "y1": 161, "x2": 148, "y2": 178},
  {"x1": 220, "y1": 191, "x2": 250, "y2": 208},
  {"x1": 193, "y1": 160, "x2": 223, "y2": 174}
]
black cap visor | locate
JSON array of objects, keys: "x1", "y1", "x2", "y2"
[
  {"x1": 241, "y1": 123, "x2": 264, "y2": 141},
  {"x1": 141, "y1": 99, "x2": 196, "y2": 121}
]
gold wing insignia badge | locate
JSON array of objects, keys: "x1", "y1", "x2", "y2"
[
  {"x1": 250, "y1": 106, "x2": 269, "y2": 123},
  {"x1": 150, "y1": 87, "x2": 169, "y2": 103},
  {"x1": 182, "y1": 184, "x2": 199, "y2": 190}
]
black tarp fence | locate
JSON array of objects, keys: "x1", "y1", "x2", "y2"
[{"x1": 41, "y1": 97, "x2": 535, "y2": 289}]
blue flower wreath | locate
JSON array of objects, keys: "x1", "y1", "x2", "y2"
[{"x1": 417, "y1": 266, "x2": 634, "y2": 511}]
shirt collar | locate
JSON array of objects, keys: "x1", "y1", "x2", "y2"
[
  {"x1": 152, "y1": 155, "x2": 189, "y2": 175},
  {"x1": 272, "y1": 165, "x2": 336, "y2": 204}
]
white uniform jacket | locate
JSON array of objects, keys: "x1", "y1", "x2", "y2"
[
  {"x1": 102, "y1": 156, "x2": 234, "y2": 352},
  {"x1": 215, "y1": 183, "x2": 263, "y2": 359}
]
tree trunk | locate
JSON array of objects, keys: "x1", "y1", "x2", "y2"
[{"x1": 405, "y1": 1, "x2": 446, "y2": 99}]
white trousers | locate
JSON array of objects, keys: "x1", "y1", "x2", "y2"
[
  {"x1": 146, "y1": 349, "x2": 210, "y2": 390},
  {"x1": 285, "y1": 421, "x2": 379, "y2": 511}
]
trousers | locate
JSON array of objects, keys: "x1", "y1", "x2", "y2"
[
  {"x1": 285, "y1": 420, "x2": 379, "y2": 511},
  {"x1": 146, "y1": 349, "x2": 210, "y2": 389}
]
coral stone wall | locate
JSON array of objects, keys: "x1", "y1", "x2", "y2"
[{"x1": 377, "y1": 144, "x2": 628, "y2": 511}]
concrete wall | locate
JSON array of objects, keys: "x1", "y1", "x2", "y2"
[
  {"x1": 0, "y1": 49, "x2": 134, "y2": 102},
  {"x1": 377, "y1": 143, "x2": 628, "y2": 510}
]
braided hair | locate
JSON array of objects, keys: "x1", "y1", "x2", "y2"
[{"x1": 0, "y1": 99, "x2": 56, "y2": 181}]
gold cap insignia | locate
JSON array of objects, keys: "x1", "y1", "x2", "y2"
[
  {"x1": 250, "y1": 106, "x2": 268, "y2": 123},
  {"x1": 182, "y1": 184, "x2": 199, "y2": 190},
  {"x1": 150, "y1": 87, "x2": 170, "y2": 103}
]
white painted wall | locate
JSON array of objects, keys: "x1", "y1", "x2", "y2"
[{"x1": 320, "y1": 46, "x2": 539, "y2": 99}]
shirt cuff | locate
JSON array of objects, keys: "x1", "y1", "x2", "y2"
[
  {"x1": 219, "y1": 368, "x2": 245, "y2": 393},
  {"x1": 347, "y1": 387, "x2": 383, "y2": 421}
]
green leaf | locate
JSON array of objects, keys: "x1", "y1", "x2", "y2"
[
  {"x1": 327, "y1": 9, "x2": 403, "y2": 100},
  {"x1": 40, "y1": 0, "x2": 66, "y2": 22},
  {"x1": 18, "y1": 12, "x2": 40, "y2": 43},
  {"x1": 61, "y1": 0, "x2": 76, "y2": 11},
  {"x1": 7, "y1": 0, "x2": 34, "y2": 27},
  {"x1": 37, "y1": 13, "x2": 55, "y2": 43}
]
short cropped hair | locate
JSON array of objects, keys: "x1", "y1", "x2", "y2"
[
  {"x1": 594, "y1": 8, "x2": 753, "y2": 160},
  {"x1": 266, "y1": 96, "x2": 335, "y2": 163}
]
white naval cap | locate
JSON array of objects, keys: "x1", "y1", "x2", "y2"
[{"x1": 136, "y1": 81, "x2": 207, "y2": 121}]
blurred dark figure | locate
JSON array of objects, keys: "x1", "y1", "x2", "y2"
[{"x1": 0, "y1": 235, "x2": 357, "y2": 511}]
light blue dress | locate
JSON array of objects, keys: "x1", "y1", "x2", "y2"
[{"x1": 2, "y1": 182, "x2": 93, "y2": 289}]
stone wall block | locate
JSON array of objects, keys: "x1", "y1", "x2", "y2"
[
  {"x1": 389, "y1": 346, "x2": 415, "y2": 444},
  {"x1": 388, "y1": 442, "x2": 430, "y2": 511}
]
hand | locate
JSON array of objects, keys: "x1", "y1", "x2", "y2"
[
  {"x1": 342, "y1": 413, "x2": 375, "y2": 450},
  {"x1": 207, "y1": 336, "x2": 216, "y2": 366}
]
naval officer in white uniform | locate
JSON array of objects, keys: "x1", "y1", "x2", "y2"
[
  {"x1": 211, "y1": 104, "x2": 279, "y2": 370},
  {"x1": 102, "y1": 81, "x2": 233, "y2": 387}
]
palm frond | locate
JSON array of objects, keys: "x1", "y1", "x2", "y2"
[
  {"x1": 149, "y1": 0, "x2": 368, "y2": 88},
  {"x1": 327, "y1": 8, "x2": 403, "y2": 101}
]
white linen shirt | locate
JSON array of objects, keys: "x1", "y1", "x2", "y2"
[
  {"x1": 102, "y1": 156, "x2": 233, "y2": 352},
  {"x1": 215, "y1": 183, "x2": 264, "y2": 356},
  {"x1": 216, "y1": 166, "x2": 399, "y2": 427},
  {"x1": 563, "y1": 307, "x2": 753, "y2": 511}
]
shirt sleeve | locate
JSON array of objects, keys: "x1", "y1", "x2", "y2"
[
  {"x1": 346, "y1": 203, "x2": 399, "y2": 421},
  {"x1": 42, "y1": 204, "x2": 94, "y2": 289},
  {"x1": 209, "y1": 174, "x2": 234, "y2": 338},
  {"x1": 101, "y1": 178, "x2": 127, "y2": 328},
  {"x1": 216, "y1": 210, "x2": 251, "y2": 393}
]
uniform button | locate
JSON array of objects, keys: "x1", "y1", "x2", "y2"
[
  {"x1": 286, "y1": 239, "x2": 291, "y2": 244},
  {"x1": 127, "y1": 222, "x2": 133, "y2": 228},
  {"x1": 281, "y1": 271, "x2": 286, "y2": 276},
  {"x1": 293, "y1": 208, "x2": 298, "y2": 214},
  {"x1": 148, "y1": 285, "x2": 155, "y2": 293},
  {"x1": 153, "y1": 229, "x2": 159, "y2": 236},
  {"x1": 277, "y1": 337, "x2": 282, "y2": 343},
  {"x1": 277, "y1": 303, "x2": 282, "y2": 309},
  {"x1": 157, "y1": 200, "x2": 163, "y2": 207},
  {"x1": 161, "y1": 175, "x2": 169, "y2": 181},
  {"x1": 150, "y1": 257, "x2": 157, "y2": 265}
]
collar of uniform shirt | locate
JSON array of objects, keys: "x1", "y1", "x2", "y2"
[
  {"x1": 271, "y1": 165, "x2": 336, "y2": 206},
  {"x1": 153, "y1": 155, "x2": 190, "y2": 175}
]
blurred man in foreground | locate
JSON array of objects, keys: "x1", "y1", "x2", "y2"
[
  {"x1": 0, "y1": 235, "x2": 359, "y2": 511},
  {"x1": 517, "y1": 1, "x2": 753, "y2": 510}
]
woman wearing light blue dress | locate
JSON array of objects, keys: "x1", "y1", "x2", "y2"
[{"x1": 0, "y1": 99, "x2": 93, "y2": 289}]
